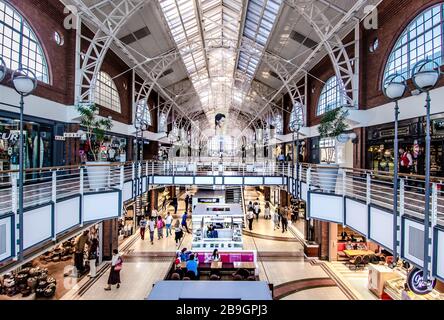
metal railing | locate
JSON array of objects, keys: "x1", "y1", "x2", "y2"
[{"x1": 0, "y1": 159, "x2": 442, "y2": 226}]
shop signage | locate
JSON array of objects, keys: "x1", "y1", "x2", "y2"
[
  {"x1": 407, "y1": 267, "x2": 436, "y2": 295},
  {"x1": 1, "y1": 132, "x2": 19, "y2": 142},
  {"x1": 433, "y1": 119, "x2": 444, "y2": 134},
  {"x1": 198, "y1": 198, "x2": 220, "y2": 203},
  {"x1": 55, "y1": 135, "x2": 65, "y2": 141},
  {"x1": 63, "y1": 132, "x2": 82, "y2": 138},
  {"x1": 379, "y1": 126, "x2": 410, "y2": 138}
]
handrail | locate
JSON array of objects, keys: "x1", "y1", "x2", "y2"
[{"x1": 1, "y1": 160, "x2": 443, "y2": 183}]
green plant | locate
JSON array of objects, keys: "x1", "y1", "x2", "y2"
[
  {"x1": 318, "y1": 107, "x2": 349, "y2": 164},
  {"x1": 76, "y1": 103, "x2": 113, "y2": 161}
]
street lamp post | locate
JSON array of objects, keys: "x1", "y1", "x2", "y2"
[
  {"x1": 412, "y1": 59, "x2": 441, "y2": 289},
  {"x1": 382, "y1": 74, "x2": 407, "y2": 268},
  {"x1": 290, "y1": 121, "x2": 301, "y2": 199},
  {"x1": 11, "y1": 68, "x2": 37, "y2": 261}
]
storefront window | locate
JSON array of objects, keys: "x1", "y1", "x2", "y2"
[
  {"x1": 79, "y1": 133, "x2": 127, "y2": 163},
  {"x1": 0, "y1": 117, "x2": 53, "y2": 171},
  {"x1": 320, "y1": 138, "x2": 335, "y2": 163}
]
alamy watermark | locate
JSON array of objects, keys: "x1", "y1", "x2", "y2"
[{"x1": 63, "y1": 5, "x2": 78, "y2": 30}]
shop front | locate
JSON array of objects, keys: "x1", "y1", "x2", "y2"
[
  {"x1": 366, "y1": 113, "x2": 444, "y2": 177},
  {"x1": 79, "y1": 131, "x2": 128, "y2": 163},
  {"x1": 0, "y1": 223, "x2": 103, "y2": 300},
  {"x1": 0, "y1": 112, "x2": 67, "y2": 171}
]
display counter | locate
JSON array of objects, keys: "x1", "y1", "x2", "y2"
[
  {"x1": 384, "y1": 277, "x2": 444, "y2": 300},
  {"x1": 192, "y1": 204, "x2": 243, "y2": 250}
]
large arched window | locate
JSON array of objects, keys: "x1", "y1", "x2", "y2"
[
  {"x1": 317, "y1": 76, "x2": 346, "y2": 116},
  {"x1": 384, "y1": 4, "x2": 443, "y2": 80},
  {"x1": 94, "y1": 71, "x2": 121, "y2": 113},
  {"x1": 135, "y1": 98, "x2": 152, "y2": 130},
  {"x1": 0, "y1": 1, "x2": 49, "y2": 83},
  {"x1": 289, "y1": 102, "x2": 303, "y2": 130}
]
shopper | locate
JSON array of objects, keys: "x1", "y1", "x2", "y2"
[
  {"x1": 273, "y1": 206, "x2": 280, "y2": 230},
  {"x1": 174, "y1": 220, "x2": 183, "y2": 246},
  {"x1": 148, "y1": 217, "x2": 156, "y2": 245},
  {"x1": 211, "y1": 249, "x2": 220, "y2": 262},
  {"x1": 181, "y1": 211, "x2": 190, "y2": 233},
  {"x1": 186, "y1": 254, "x2": 199, "y2": 278},
  {"x1": 247, "y1": 201, "x2": 253, "y2": 212},
  {"x1": 399, "y1": 147, "x2": 413, "y2": 174},
  {"x1": 185, "y1": 193, "x2": 190, "y2": 213},
  {"x1": 88, "y1": 237, "x2": 99, "y2": 278},
  {"x1": 74, "y1": 230, "x2": 90, "y2": 277},
  {"x1": 264, "y1": 202, "x2": 271, "y2": 220},
  {"x1": 151, "y1": 208, "x2": 158, "y2": 220},
  {"x1": 165, "y1": 212, "x2": 173, "y2": 237},
  {"x1": 104, "y1": 249, "x2": 122, "y2": 291},
  {"x1": 157, "y1": 216, "x2": 164, "y2": 240},
  {"x1": 281, "y1": 206, "x2": 289, "y2": 233},
  {"x1": 139, "y1": 216, "x2": 147, "y2": 240},
  {"x1": 246, "y1": 209, "x2": 255, "y2": 231},
  {"x1": 253, "y1": 199, "x2": 260, "y2": 221},
  {"x1": 172, "y1": 196, "x2": 178, "y2": 214}
]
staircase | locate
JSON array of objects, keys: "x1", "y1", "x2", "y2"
[{"x1": 225, "y1": 187, "x2": 241, "y2": 204}]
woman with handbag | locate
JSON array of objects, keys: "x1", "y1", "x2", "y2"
[{"x1": 105, "y1": 249, "x2": 122, "y2": 290}]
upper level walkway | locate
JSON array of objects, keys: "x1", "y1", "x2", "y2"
[{"x1": 0, "y1": 158, "x2": 443, "y2": 283}]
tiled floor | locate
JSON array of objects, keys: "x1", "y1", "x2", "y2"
[
  {"x1": 324, "y1": 261, "x2": 377, "y2": 300},
  {"x1": 281, "y1": 287, "x2": 349, "y2": 300}
]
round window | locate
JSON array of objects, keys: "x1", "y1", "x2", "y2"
[
  {"x1": 369, "y1": 38, "x2": 379, "y2": 53},
  {"x1": 54, "y1": 31, "x2": 64, "y2": 46}
]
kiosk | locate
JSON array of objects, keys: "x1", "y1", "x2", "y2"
[{"x1": 192, "y1": 203, "x2": 243, "y2": 250}]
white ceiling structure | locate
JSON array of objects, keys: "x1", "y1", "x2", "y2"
[{"x1": 62, "y1": 0, "x2": 380, "y2": 141}]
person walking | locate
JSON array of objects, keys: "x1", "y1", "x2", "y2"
[
  {"x1": 174, "y1": 220, "x2": 183, "y2": 246},
  {"x1": 181, "y1": 211, "x2": 190, "y2": 233},
  {"x1": 104, "y1": 249, "x2": 122, "y2": 291},
  {"x1": 151, "y1": 208, "x2": 158, "y2": 220},
  {"x1": 139, "y1": 216, "x2": 147, "y2": 240},
  {"x1": 185, "y1": 193, "x2": 190, "y2": 213},
  {"x1": 264, "y1": 202, "x2": 271, "y2": 220},
  {"x1": 148, "y1": 217, "x2": 156, "y2": 245},
  {"x1": 281, "y1": 206, "x2": 289, "y2": 233},
  {"x1": 165, "y1": 212, "x2": 173, "y2": 237},
  {"x1": 273, "y1": 206, "x2": 280, "y2": 230},
  {"x1": 247, "y1": 201, "x2": 253, "y2": 212},
  {"x1": 246, "y1": 209, "x2": 255, "y2": 231},
  {"x1": 87, "y1": 237, "x2": 99, "y2": 278},
  {"x1": 172, "y1": 196, "x2": 178, "y2": 215},
  {"x1": 74, "y1": 230, "x2": 90, "y2": 277},
  {"x1": 157, "y1": 216, "x2": 164, "y2": 240},
  {"x1": 253, "y1": 199, "x2": 260, "y2": 221}
]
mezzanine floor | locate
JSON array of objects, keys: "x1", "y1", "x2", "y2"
[{"x1": 60, "y1": 189, "x2": 376, "y2": 300}]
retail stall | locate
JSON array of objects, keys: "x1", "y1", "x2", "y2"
[{"x1": 192, "y1": 204, "x2": 243, "y2": 250}]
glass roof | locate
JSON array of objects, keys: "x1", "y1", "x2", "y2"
[
  {"x1": 237, "y1": 0, "x2": 282, "y2": 80},
  {"x1": 160, "y1": 0, "x2": 282, "y2": 125}
]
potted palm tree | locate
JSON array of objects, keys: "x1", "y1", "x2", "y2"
[
  {"x1": 317, "y1": 107, "x2": 349, "y2": 193},
  {"x1": 77, "y1": 103, "x2": 113, "y2": 190}
]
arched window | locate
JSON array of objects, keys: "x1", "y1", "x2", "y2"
[
  {"x1": 94, "y1": 71, "x2": 121, "y2": 113},
  {"x1": 384, "y1": 4, "x2": 443, "y2": 80},
  {"x1": 272, "y1": 113, "x2": 283, "y2": 134},
  {"x1": 317, "y1": 76, "x2": 346, "y2": 116},
  {"x1": 135, "y1": 98, "x2": 152, "y2": 130},
  {"x1": 289, "y1": 102, "x2": 303, "y2": 130},
  {"x1": 0, "y1": 1, "x2": 49, "y2": 83}
]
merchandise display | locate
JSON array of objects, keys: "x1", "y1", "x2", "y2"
[
  {"x1": 0, "y1": 265, "x2": 56, "y2": 299},
  {"x1": 192, "y1": 204, "x2": 243, "y2": 250}
]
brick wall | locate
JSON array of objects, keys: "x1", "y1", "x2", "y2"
[
  {"x1": 361, "y1": 0, "x2": 444, "y2": 109},
  {"x1": 1, "y1": 0, "x2": 76, "y2": 105}
]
